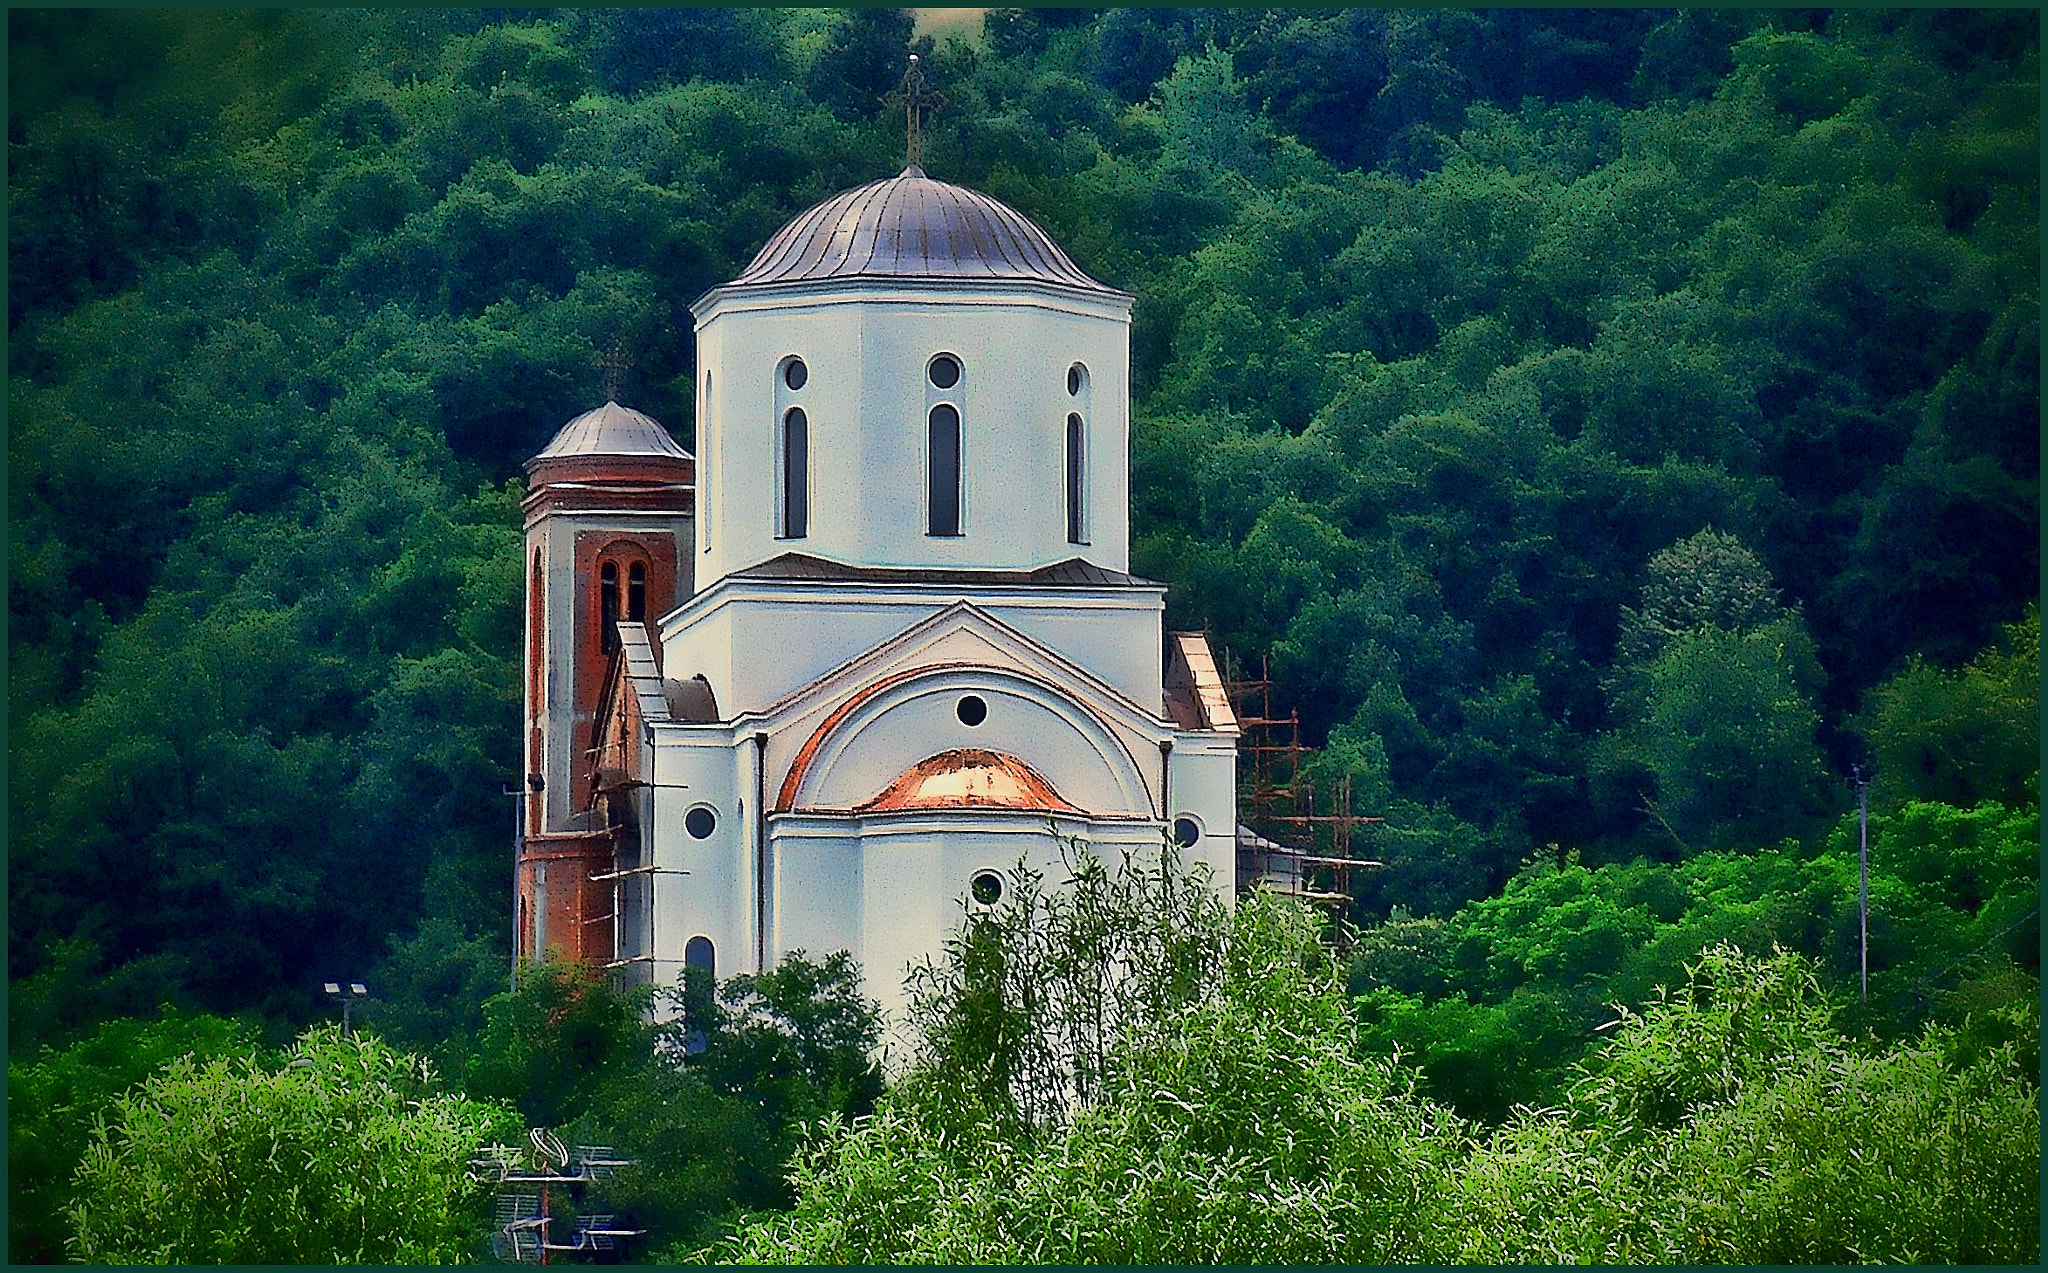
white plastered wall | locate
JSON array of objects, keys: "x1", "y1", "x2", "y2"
[
  {"x1": 691, "y1": 281, "x2": 1132, "y2": 587},
  {"x1": 770, "y1": 809, "x2": 1170, "y2": 1051}
]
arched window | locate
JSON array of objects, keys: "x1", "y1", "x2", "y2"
[
  {"x1": 928, "y1": 404, "x2": 961, "y2": 536},
  {"x1": 685, "y1": 935, "x2": 715, "y2": 977},
  {"x1": 627, "y1": 561, "x2": 646, "y2": 622},
  {"x1": 599, "y1": 560, "x2": 620, "y2": 652},
  {"x1": 682, "y1": 935, "x2": 716, "y2": 1053},
  {"x1": 1066, "y1": 412, "x2": 1086, "y2": 544},
  {"x1": 781, "y1": 407, "x2": 808, "y2": 538},
  {"x1": 529, "y1": 549, "x2": 544, "y2": 699}
]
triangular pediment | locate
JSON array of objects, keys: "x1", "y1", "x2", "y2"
[{"x1": 752, "y1": 600, "x2": 1159, "y2": 737}]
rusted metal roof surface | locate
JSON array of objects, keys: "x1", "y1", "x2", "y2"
[
  {"x1": 532, "y1": 401, "x2": 691, "y2": 462},
  {"x1": 853, "y1": 747, "x2": 1084, "y2": 814},
  {"x1": 732, "y1": 551, "x2": 1157, "y2": 589},
  {"x1": 728, "y1": 166, "x2": 1125, "y2": 296}
]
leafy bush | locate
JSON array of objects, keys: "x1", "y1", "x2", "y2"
[
  {"x1": 8, "y1": 1009, "x2": 264, "y2": 1263},
  {"x1": 706, "y1": 873, "x2": 2039, "y2": 1264},
  {"x1": 453, "y1": 954, "x2": 883, "y2": 1255},
  {"x1": 711, "y1": 882, "x2": 1471, "y2": 1265},
  {"x1": 67, "y1": 1026, "x2": 516, "y2": 1264}
]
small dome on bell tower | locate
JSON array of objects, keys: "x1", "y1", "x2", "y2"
[{"x1": 527, "y1": 400, "x2": 694, "y2": 488}]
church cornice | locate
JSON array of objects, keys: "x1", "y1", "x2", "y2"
[
  {"x1": 690, "y1": 274, "x2": 1134, "y2": 322},
  {"x1": 732, "y1": 551, "x2": 1158, "y2": 590}
]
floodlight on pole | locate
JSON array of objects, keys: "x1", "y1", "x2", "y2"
[{"x1": 325, "y1": 980, "x2": 370, "y2": 1036}]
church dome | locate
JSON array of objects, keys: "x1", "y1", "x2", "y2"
[
  {"x1": 727, "y1": 166, "x2": 1122, "y2": 296},
  {"x1": 525, "y1": 401, "x2": 694, "y2": 493},
  {"x1": 531, "y1": 401, "x2": 690, "y2": 464}
]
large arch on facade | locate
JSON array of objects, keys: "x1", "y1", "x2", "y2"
[{"x1": 775, "y1": 662, "x2": 1154, "y2": 818}]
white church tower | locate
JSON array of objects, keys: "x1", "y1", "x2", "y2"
[{"x1": 519, "y1": 143, "x2": 1239, "y2": 1032}]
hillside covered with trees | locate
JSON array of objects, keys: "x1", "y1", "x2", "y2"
[{"x1": 9, "y1": 8, "x2": 2038, "y2": 1263}]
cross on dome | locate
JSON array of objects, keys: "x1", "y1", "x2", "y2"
[
  {"x1": 885, "y1": 52, "x2": 946, "y2": 173},
  {"x1": 593, "y1": 336, "x2": 634, "y2": 401}
]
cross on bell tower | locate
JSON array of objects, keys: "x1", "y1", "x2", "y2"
[{"x1": 593, "y1": 336, "x2": 634, "y2": 401}]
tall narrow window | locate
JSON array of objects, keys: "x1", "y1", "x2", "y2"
[
  {"x1": 928, "y1": 404, "x2": 961, "y2": 536},
  {"x1": 627, "y1": 562, "x2": 646, "y2": 622},
  {"x1": 781, "y1": 407, "x2": 808, "y2": 538},
  {"x1": 529, "y1": 549, "x2": 544, "y2": 701},
  {"x1": 682, "y1": 935, "x2": 716, "y2": 1053},
  {"x1": 599, "y1": 560, "x2": 619, "y2": 651},
  {"x1": 1066, "y1": 413, "x2": 1086, "y2": 543},
  {"x1": 701, "y1": 372, "x2": 713, "y2": 552}
]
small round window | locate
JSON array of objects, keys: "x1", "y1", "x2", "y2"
[
  {"x1": 1067, "y1": 363, "x2": 1086, "y2": 395},
  {"x1": 929, "y1": 354, "x2": 961, "y2": 390},
  {"x1": 956, "y1": 695, "x2": 987, "y2": 727},
  {"x1": 971, "y1": 871, "x2": 1003, "y2": 905},
  {"x1": 784, "y1": 358, "x2": 807, "y2": 391},
  {"x1": 1171, "y1": 817, "x2": 1201, "y2": 848},
  {"x1": 685, "y1": 806, "x2": 718, "y2": 839}
]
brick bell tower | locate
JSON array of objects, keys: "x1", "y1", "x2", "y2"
[{"x1": 518, "y1": 401, "x2": 694, "y2": 965}]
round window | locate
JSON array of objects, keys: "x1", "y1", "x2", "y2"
[
  {"x1": 929, "y1": 354, "x2": 961, "y2": 390},
  {"x1": 971, "y1": 871, "x2": 1003, "y2": 905},
  {"x1": 784, "y1": 358, "x2": 807, "y2": 391},
  {"x1": 956, "y1": 695, "x2": 987, "y2": 726},
  {"x1": 1171, "y1": 817, "x2": 1201, "y2": 848},
  {"x1": 1068, "y1": 363, "x2": 1085, "y2": 395},
  {"x1": 685, "y1": 806, "x2": 718, "y2": 839}
]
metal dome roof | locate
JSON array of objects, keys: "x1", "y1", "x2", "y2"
[
  {"x1": 726, "y1": 166, "x2": 1123, "y2": 296},
  {"x1": 530, "y1": 401, "x2": 690, "y2": 464}
]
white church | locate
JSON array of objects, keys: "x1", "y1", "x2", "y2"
[{"x1": 515, "y1": 158, "x2": 1240, "y2": 1030}]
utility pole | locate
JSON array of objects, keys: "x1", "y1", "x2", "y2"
[{"x1": 1853, "y1": 763, "x2": 1870, "y2": 1001}]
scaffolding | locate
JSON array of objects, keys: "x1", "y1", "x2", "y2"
[
  {"x1": 1223, "y1": 651, "x2": 1382, "y2": 917},
  {"x1": 472, "y1": 1130, "x2": 644, "y2": 1264}
]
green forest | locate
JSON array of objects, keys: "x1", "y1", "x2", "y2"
[{"x1": 9, "y1": 7, "x2": 2039, "y2": 1264}]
